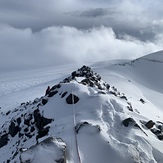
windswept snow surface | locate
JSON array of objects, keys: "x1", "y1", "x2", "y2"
[
  {"x1": 0, "y1": 64, "x2": 79, "y2": 111},
  {"x1": 0, "y1": 51, "x2": 163, "y2": 163}
]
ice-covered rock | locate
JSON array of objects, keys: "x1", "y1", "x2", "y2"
[{"x1": 20, "y1": 137, "x2": 66, "y2": 163}]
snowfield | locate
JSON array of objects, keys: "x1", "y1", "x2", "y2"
[{"x1": 0, "y1": 51, "x2": 163, "y2": 163}]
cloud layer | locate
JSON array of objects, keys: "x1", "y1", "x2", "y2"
[
  {"x1": 0, "y1": 25, "x2": 162, "y2": 70},
  {"x1": 0, "y1": 0, "x2": 163, "y2": 70},
  {"x1": 1, "y1": 0, "x2": 163, "y2": 40}
]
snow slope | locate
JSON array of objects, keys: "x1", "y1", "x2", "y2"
[
  {"x1": 0, "y1": 51, "x2": 163, "y2": 163},
  {"x1": 92, "y1": 50, "x2": 163, "y2": 110}
]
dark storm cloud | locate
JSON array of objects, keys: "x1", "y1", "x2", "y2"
[
  {"x1": 0, "y1": 0, "x2": 163, "y2": 41},
  {"x1": 71, "y1": 8, "x2": 111, "y2": 18}
]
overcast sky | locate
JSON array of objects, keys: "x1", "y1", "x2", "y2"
[{"x1": 0, "y1": 0, "x2": 163, "y2": 70}]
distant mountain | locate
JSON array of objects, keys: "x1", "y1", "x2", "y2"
[
  {"x1": 141, "y1": 50, "x2": 163, "y2": 62},
  {"x1": 120, "y1": 51, "x2": 163, "y2": 90},
  {"x1": 0, "y1": 53, "x2": 163, "y2": 163}
]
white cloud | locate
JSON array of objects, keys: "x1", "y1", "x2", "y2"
[{"x1": 0, "y1": 25, "x2": 162, "y2": 70}]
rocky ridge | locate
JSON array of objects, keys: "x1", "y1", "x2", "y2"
[{"x1": 0, "y1": 65, "x2": 163, "y2": 163}]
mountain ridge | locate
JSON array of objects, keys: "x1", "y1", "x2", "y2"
[{"x1": 0, "y1": 53, "x2": 163, "y2": 163}]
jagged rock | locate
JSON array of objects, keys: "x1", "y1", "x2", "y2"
[
  {"x1": 66, "y1": 94, "x2": 79, "y2": 104},
  {"x1": 98, "y1": 91, "x2": 106, "y2": 94},
  {"x1": 80, "y1": 79, "x2": 94, "y2": 87},
  {"x1": 20, "y1": 137, "x2": 66, "y2": 163},
  {"x1": 17, "y1": 117, "x2": 21, "y2": 125},
  {"x1": 24, "y1": 119, "x2": 30, "y2": 126},
  {"x1": 9, "y1": 122, "x2": 19, "y2": 137},
  {"x1": 122, "y1": 118, "x2": 136, "y2": 127},
  {"x1": 157, "y1": 134, "x2": 163, "y2": 140},
  {"x1": 30, "y1": 126, "x2": 35, "y2": 132},
  {"x1": 81, "y1": 78, "x2": 89, "y2": 84},
  {"x1": 110, "y1": 91, "x2": 117, "y2": 96},
  {"x1": 158, "y1": 124, "x2": 163, "y2": 132},
  {"x1": 24, "y1": 127, "x2": 28, "y2": 132},
  {"x1": 0, "y1": 134, "x2": 9, "y2": 148},
  {"x1": 140, "y1": 98, "x2": 145, "y2": 104},
  {"x1": 51, "y1": 84, "x2": 61, "y2": 91},
  {"x1": 61, "y1": 92, "x2": 68, "y2": 98},
  {"x1": 33, "y1": 109, "x2": 53, "y2": 140},
  {"x1": 120, "y1": 95, "x2": 127, "y2": 101},
  {"x1": 36, "y1": 126, "x2": 50, "y2": 139},
  {"x1": 72, "y1": 71, "x2": 80, "y2": 77},
  {"x1": 106, "y1": 84, "x2": 110, "y2": 90},
  {"x1": 25, "y1": 133, "x2": 33, "y2": 139},
  {"x1": 6, "y1": 110, "x2": 11, "y2": 115},
  {"x1": 145, "y1": 120, "x2": 155, "y2": 129},
  {"x1": 151, "y1": 128, "x2": 161, "y2": 135},
  {"x1": 33, "y1": 98, "x2": 40, "y2": 104},
  {"x1": 21, "y1": 102, "x2": 25, "y2": 106},
  {"x1": 18, "y1": 132, "x2": 24, "y2": 138},
  {"x1": 122, "y1": 118, "x2": 148, "y2": 136},
  {"x1": 48, "y1": 90, "x2": 58, "y2": 97},
  {"x1": 42, "y1": 98, "x2": 48, "y2": 105},
  {"x1": 75, "y1": 122, "x2": 101, "y2": 134},
  {"x1": 127, "y1": 102, "x2": 133, "y2": 112},
  {"x1": 75, "y1": 122, "x2": 89, "y2": 133},
  {"x1": 34, "y1": 109, "x2": 53, "y2": 130}
]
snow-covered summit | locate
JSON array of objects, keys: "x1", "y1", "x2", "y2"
[
  {"x1": 0, "y1": 64, "x2": 163, "y2": 163},
  {"x1": 139, "y1": 50, "x2": 163, "y2": 63}
]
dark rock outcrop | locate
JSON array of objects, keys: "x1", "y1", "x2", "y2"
[
  {"x1": 61, "y1": 92, "x2": 68, "y2": 98},
  {"x1": 0, "y1": 134, "x2": 9, "y2": 148},
  {"x1": 36, "y1": 127, "x2": 50, "y2": 139},
  {"x1": 157, "y1": 134, "x2": 163, "y2": 140},
  {"x1": 51, "y1": 84, "x2": 61, "y2": 91},
  {"x1": 66, "y1": 94, "x2": 79, "y2": 104},
  {"x1": 150, "y1": 121, "x2": 163, "y2": 140},
  {"x1": 127, "y1": 102, "x2": 133, "y2": 112},
  {"x1": 9, "y1": 122, "x2": 19, "y2": 137},
  {"x1": 140, "y1": 98, "x2": 145, "y2": 104},
  {"x1": 33, "y1": 109, "x2": 53, "y2": 140},
  {"x1": 48, "y1": 90, "x2": 58, "y2": 97},
  {"x1": 145, "y1": 120, "x2": 155, "y2": 129},
  {"x1": 42, "y1": 98, "x2": 48, "y2": 105},
  {"x1": 75, "y1": 121, "x2": 101, "y2": 134},
  {"x1": 122, "y1": 118, "x2": 136, "y2": 127}
]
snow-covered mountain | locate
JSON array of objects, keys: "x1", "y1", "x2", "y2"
[{"x1": 0, "y1": 51, "x2": 163, "y2": 163}]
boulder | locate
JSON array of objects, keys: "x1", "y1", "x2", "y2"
[
  {"x1": 42, "y1": 98, "x2": 48, "y2": 105},
  {"x1": 151, "y1": 128, "x2": 161, "y2": 135},
  {"x1": 34, "y1": 109, "x2": 53, "y2": 130},
  {"x1": 9, "y1": 122, "x2": 19, "y2": 137},
  {"x1": 157, "y1": 134, "x2": 163, "y2": 140},
  {"x1": 36, "y1": 126, "x2": 50, "y2": 139},
  {"x1": 51, "y1": 84, "x2": 61, "y2": 90},
  {"x1": 66, "y1": 94, "x2": 79, "y2": 104},
  {"x1": 61, "y1": 92, "x2": 68, "y2": 98},
  {"x1": 0, "y1": 134, "x2": 9, "y2": 148},
  {"x1": 120, "y1": 95, "x2": 127, "y2": 101},
  {"x1": 122, "y1": 118, "x2": 136, "y2": 127},
  {"x1": 140, "y1": 98, "x2": 145, "y2": 104},
  {"x1": 145, "y1": 120, "x2": 155, "y2": 129},
  {"x1": 48, "y1": 91, "x2": 58, "y2": 97}
]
